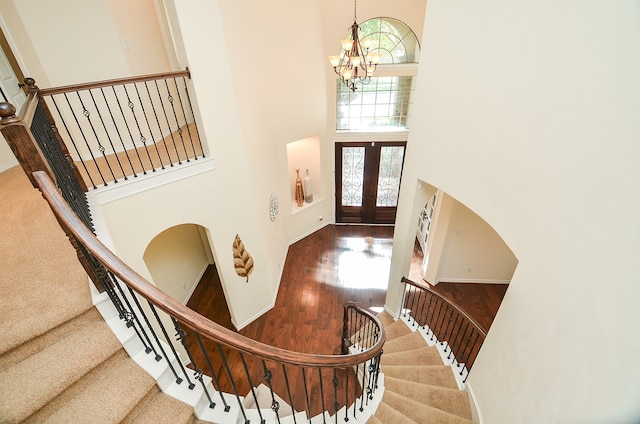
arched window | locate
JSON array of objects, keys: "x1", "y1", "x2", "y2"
[{"x1": 336, "y1": 18, "x2": 420, "y2": 131}]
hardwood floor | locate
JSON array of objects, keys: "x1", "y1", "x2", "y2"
[{"x1": 184, "y1": 224, "x2": 507, "y2": 415}]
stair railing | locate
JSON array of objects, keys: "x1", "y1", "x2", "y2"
[
  {"x1": 33, "y1": 170, "x2": 385, "y2": 424},
  {"x1": 400, "y1": 276, "x2": 487, "y2": 383},
  {"x1": 34, "y1": 69, "x2": 204, "y2": 189}
]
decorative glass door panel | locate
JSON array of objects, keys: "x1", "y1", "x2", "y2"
[
  {"x1": 376, "y1": 146, "x2": 405, "y2": 207},
  {"x1": 341, "y1": 147, "x2": 365, "y2": 207},
  {"x1": 335, "y1": 141, "x2": 406, "y2": 224}
]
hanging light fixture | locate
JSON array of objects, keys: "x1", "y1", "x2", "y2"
[{"x1": 328, "y1": 0, "x2": 381, "y2": 92}]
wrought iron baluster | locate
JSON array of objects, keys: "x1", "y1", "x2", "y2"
[
  {"x1": 430, "y1": 300, "x2": 445, "y2": 342},
  {"x1": 179, "y1": 75, "x2": 205, "y2": 158},
  {"x1": 88, "y1": 89, "x2": 126, "y2": 180},
  {"x1": 123, "y1": 84, "x2": 156, "y2": 173},
  {"x1": 261, "y1": 361, "x2": 283, "y2": 424},
  {"x1": 75, "y1": 91, "x2": 117, "y2": 183},
  {"x1": 154, "y1": 80, "x2": 180, "y2": 164},
  {"x1": 133, "y1": 82, "x2": 165, "y2": 170},
  {"x1": 240, "y1": 352, "x2": 265, "y2": 424},
  {"x1": 111, "y1": 85, "x2": 146, "y2": 174},
  {"x1": 172, "y1": 318, "x2": 215, "y2": 406},
  {"x1": 144, "y1": 81, "x2": 173, "y2": 169},
  {"x1": 318, "y1": 368, "x2": 327, "y2": 424},
  {"x1": 448, "y1": 314, "x2": 466, "y2": 359},
  {"x1": 196, "y1": 333, "x2": 229, "y2": 412},
  {"x1": 149, "y1": 303, "x2": 189, "y2": 385},
  {"x1": 422, "y1": 294, "x2": 434, "y2": 332},
  {"x1": 124, "y1": 285, "x2": 163, "y2": 360},
  {"x1": 301, "y1": 368, "x2": 312, "y2": 424},
  {"x1": 343, "y1": 368, "x2": 349, "y2": 422},
  {"x1": 415, "y1": 288, "x2": 427, "y2": 328},
  {"x1": 63, "y1": 93, "x2": 108, "y2": 186},
  {"x1": 47, "y1": 96, "x2": 96, "y2": 189},
  {"x1": 171, "y1": 77, "x2": 193, "y2": 160},
  {"x1": 99, "y1": 87, "x2": 136, "y2": 178},
  {"x1": 164, "y1": 78, "x2": 189, "y2": 162},
  {"x1": 282, "y1": 364, "x2": 296, "y2": 424},
  {"x1": 332, "y1": 369, "x2": 339, "y2": 424},
  {"x1": 215, "y1": 342, "x2": 248, "y2": 424}
]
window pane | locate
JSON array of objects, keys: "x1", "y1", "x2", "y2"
[
  {"x1": 336, "y1": 76, "x2": 415, "y2": 131},
  {"x1": 376, "y1": 146, "x2": 405, "y2": 207},
  {"x1": 342, "y1": 147, "x2": 365, "y2": 206}
]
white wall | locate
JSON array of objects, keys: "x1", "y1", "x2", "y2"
[
  {"x1": 437, "y1": 199, "x2": 518, "y2": 284},
  {"x1": 387, "y1": 1, "x2": 640, "y2": 422}
]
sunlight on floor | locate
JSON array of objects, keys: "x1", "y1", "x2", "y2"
[{"x1": 317, "y1": 236, "x2": 392, "y2": 290}]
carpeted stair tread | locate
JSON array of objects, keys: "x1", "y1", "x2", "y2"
[
  {"x1": 366, "y1": 414, "x2": 384, "y2": 424},
  {"x1": 24, "y1": 349, "x2": 157, "y2": 423},
  {"x1": 369, "y1": 401, "x2": 419, "y2": 424},
  {"x1": 380, "y1": 390, "x2": 474, "y2": 424},
  {"x1": 126, "y1": 387, "x2": 195, "y2": 424},
  {"x1": 384, "y1": 376, "x2": 472, "y2": 419},
  {"x1": 376, "y1": 311, "x2": 396, "y2": 327},
  {"x1": 0, "y1": 307, "x2": 103, "y2": 373},
  {"x1": 380, "y1": 346, "x2": 443, "y2": 366},
  {"x1": 382, "y1": 331, "x2": 430, "y2": 353},
  {"x1": 382, "y1": 319, "x2": 413, "y2": 341},
  {"x1": 0, "y1": 167, "x2": 92, "y2": 357},
  {"x1": 381, "y1": 365, "x2": 459, "y2": 389},
  {"x1": 0, "y1": 317, "x2": 122, "y2": 423}
]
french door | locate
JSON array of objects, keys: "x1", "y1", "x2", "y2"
[{"x1": 335, "y1": 141, "x2": 406, "y2": 224}]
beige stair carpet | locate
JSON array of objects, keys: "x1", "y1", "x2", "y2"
[
  {"x1": 367, "y1": 312, "x2": 473, "y2": 424},
  {"x1": 0, "y1": 166, "x2": 203, "y2": 423}
]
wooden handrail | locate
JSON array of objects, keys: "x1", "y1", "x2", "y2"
[
  {"x1": 38, "y1": 68, "x2": 191, "y2": 96},
  {"x1": 401, "y1": 276, "x2": 488, "y2": 336},
  {"x1": 34, "y1": 170, "x2": 385, "y2": 368}
]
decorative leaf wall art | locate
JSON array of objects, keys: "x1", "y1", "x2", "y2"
[{"x1": 232, "y1": 234, "x2": 254, "y2": 282}]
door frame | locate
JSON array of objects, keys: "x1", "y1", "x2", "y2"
[{"x1": 335, "y1": 140, "x2": 406, "y2": 225}]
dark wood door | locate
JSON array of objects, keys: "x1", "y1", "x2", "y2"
[{"x1": 335, "y1": 141, "x2": 406, "y2": 224}]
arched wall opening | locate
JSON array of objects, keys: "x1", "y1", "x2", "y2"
[
  {"x1": 143, "y1": 223, "x2": 217, "y2": 305},
  {"x1": 407, "y1": 179, "x2": 519, "y2": 330}
]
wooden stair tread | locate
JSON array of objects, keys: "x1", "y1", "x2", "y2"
[
  {"x1": 384, "y1": 376, "x2": 472, "y2": 419},
  {"x1": 0, "y1": 318, "x2": 122, "y2": 423}
]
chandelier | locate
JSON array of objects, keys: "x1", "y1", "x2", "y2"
[{"x1": 328, "y1": 0, "x2": 381, "y2": 92}]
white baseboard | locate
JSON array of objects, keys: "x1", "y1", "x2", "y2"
[
  {"x1": 0, "y1": 160, "x2": 18, "y2": 173},
  {"x1": 183, "y1": 261, "x2": 210, "y2": 304},
  {"x1": 288, "y1": 221, "x2": 331, "y2": 245},
  {"x1": 436, "y1": 278, "x2": 510, "y2": 285},
  {"x1": 465, "y1": 381, "x2": 483, "y2": 424},
  {"x1": 232, "y1": 246, "x2": 288, "y2": 331}
]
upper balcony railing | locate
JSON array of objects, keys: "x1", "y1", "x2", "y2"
[
  {"x1": 33, "y1": 170, "x2": 385, "y2": 423},
  {"x1": 31, "y1": 69, "x2": 204, "y2": 189}
]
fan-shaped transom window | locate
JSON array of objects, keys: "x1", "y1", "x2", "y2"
[{"x1": 358, "y1": 17, "x2": 420, "y2": 64}]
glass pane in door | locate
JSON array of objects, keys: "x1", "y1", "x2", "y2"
[
  {"x1": 376, "y1": 146, "x2": 405, "y2": 207},
  {"x1": 341, "y1": 147, "x2": 365, "y2": 206}
]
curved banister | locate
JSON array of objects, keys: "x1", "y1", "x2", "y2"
[
  {"x1": 34, "y1": 170, "x2": 385, "y2": 368},
  {"x1": 401, "y1": 276, "x2": 488, "y2": 336},
  {"x1": 400, "y1": 276, "x2": 487, "y2": 383}
]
